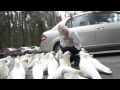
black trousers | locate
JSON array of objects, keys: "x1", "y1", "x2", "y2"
[{"x1": 60, "y1": 46, "x2": 81, "y2": 64}]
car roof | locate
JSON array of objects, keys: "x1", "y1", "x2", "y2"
[
  {"x1": 47, "y1": 11, "x2": 120, "y2": 32},
  {"x1": 31, "y1": 46, "x2": 37, "y2": 47},
  {"x1": 21, "y1": 47, "x2": 30, "y2": 48},
  {"x1": 66, "y1": 11, "x2": 99, "y2": 18},
  {"x1": 68, "y1": 11, "x2": 120, "y2": 18},
  {"x1": 51, "y1": 11, "x2": 98, "y2": 31}
]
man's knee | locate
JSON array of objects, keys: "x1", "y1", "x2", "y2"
[{"x1": 61, "y1": 47, "x2": 72, "y2": 53}]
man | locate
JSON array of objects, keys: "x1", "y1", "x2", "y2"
[{"x1": 57, "y1": 25, "x2": 82, "y2": 66}]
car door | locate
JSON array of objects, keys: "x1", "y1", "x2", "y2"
[
  {"x1": 92, "y1": 11, "x2": 120, "y2": 49},
  {"x1": 65, "y1": 13, "x2": 96, "y2": 50},
  {"x1": 20, "y1": 48, "x2": 25, "y2": 53}
]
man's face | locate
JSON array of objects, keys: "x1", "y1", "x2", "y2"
[{"x1": 62, "y1": 30, "x2": 68, "y2": 37}]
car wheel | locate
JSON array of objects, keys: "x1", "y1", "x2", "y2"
[
  {"x1": 34, "y1": 51, "x2": 38, "y2": 54},
  {"x1": 54, "y1": 43, "x2": 61, "y2": 53},
  {"x1": 24, "y1": 51, "x2": 30, "y2": 55}
]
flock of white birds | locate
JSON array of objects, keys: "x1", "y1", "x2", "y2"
[{"x1": 0, "y1": 48, "x2": 112, "y2": 79}]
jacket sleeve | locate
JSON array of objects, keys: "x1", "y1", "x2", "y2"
[
  {"x1": 72, "y1": 31, "x2": 81, "y2": 45},
  {"x1": 60, "y1": 36, "x2": 65, "y2": 47}
]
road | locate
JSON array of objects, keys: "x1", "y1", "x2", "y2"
[
  {"x1": 94, "y1": 53, "x2": 120, "y2": 79},
  {"x1": 8, "y1": 52, "x2": 120, "y2": 79}
]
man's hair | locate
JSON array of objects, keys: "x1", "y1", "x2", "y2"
[{"x1": 57, "y1": 24, "x2": 68, "y2": 36}]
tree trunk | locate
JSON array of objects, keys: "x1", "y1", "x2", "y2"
[
  {"x1": 27, "y1": 23, "x2": 31, "y2": 46},
  {"x1": 7, "y1": 11, "x2": 11, "y2": 47},
  {"x1": 10, "y1": 11, "x2": 13, "y2": 47},
  {"x1": 21, "y1": 12, "x2": 25, "y2": 46}
]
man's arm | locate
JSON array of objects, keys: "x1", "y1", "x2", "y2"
[
  {"x1": 60, "y1": 36, "x2": 66, "y2": 47},
  {"x1": 72, "y1": 31, "x2": 81, "y2": 45}
]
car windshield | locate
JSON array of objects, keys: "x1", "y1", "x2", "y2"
[
  {"x1": 31, "y1": 47, "x2": 35, "y2": 49},
  {"x1": 26, "y1": 47, "x2": 31, "y2": 49},
  {"x1": 9, "y1": 48, "x2": 17, "y2": 51}
]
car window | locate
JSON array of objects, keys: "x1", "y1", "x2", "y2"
[
  {"x1": 92, "y1": 11, "x2": 120, "y2": 24},
  {"x1": 9, "y1": 48, "x2": 13, "y2": 51},
  {"x1": 12, "y1": 48, "x2": 17, "y2": 50},
  {"x1": 5, "y1": 49, "x2": 9, "y2": 51},
  {"x1": 18, "y1": 48, "x2": 21, "y2": 51},
  {"x1": 65, "y1": 18, "x2": 72, "y2": 28},
  {"x1": 65, "y1": 14, "x2": 92, "y2": 28},
  {"x1": 31, "y1": 47, "x2": 35, "y2": 49},
  {"x1": 21, "y1": 48, "x2": 25, "y2": 50},
  {"x1": 26, "y1": 47, "x2": 31, "y2": 49},
  {"x1": 118, "y1": 13, "x2": 120, "y2": 21}
]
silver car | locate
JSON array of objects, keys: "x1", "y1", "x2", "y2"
[
  {"x1": 19, "y1": 47, "x2": 33, "y2": 54},
  {"x1": 40, "y1": 11, "x2": 120, "y2": 54},
  {"x1": 31, "y1": 46, "x2": 41, "y2": 53}
]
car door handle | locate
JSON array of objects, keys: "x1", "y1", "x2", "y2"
[{"x1": 96, "y1": 27, "x2": 104, "y2": 29}]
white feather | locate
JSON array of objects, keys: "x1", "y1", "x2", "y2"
[
  {"x1": 32, "y1": 61, "x2": 43, "y2": 79},
  {"x1": 0, "y1": 59, "x2": 9, "y2": 79},
  {"x1": 59, "y1": 51, "x2": 71, "y2": 67},
  {"x1": 79, "y1": 51, "x2": 102, "y2": 79},
  {"x1": 20, "y1": 58, "x2": 29, "y2": 74},
  {"x1": 47, "y1": 53, "x2": 59, "y2": 79},
  {"x1": 9, "y1": 58, "x2": 25, "y2": 79},
  {"x1": 81, "y1": 50, "x2": 112, "y2": 74}
]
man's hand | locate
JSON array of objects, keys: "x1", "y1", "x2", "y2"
[{"x1": 64, "y1": 37, "x2": 73, "y2": 43}]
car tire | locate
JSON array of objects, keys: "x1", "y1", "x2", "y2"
[
  {"x1": 34, "y1": 51, "x2": 38, "y2": 54},
  {"x1": 24, "y1": 51, "x2": 30, "y2": 55},
  {"x1": 24, "y1": 52, "x2": 27, "y2": 55},
  {"x1": 54, "y1": 43, "x2": 61, "y2": 53}
]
